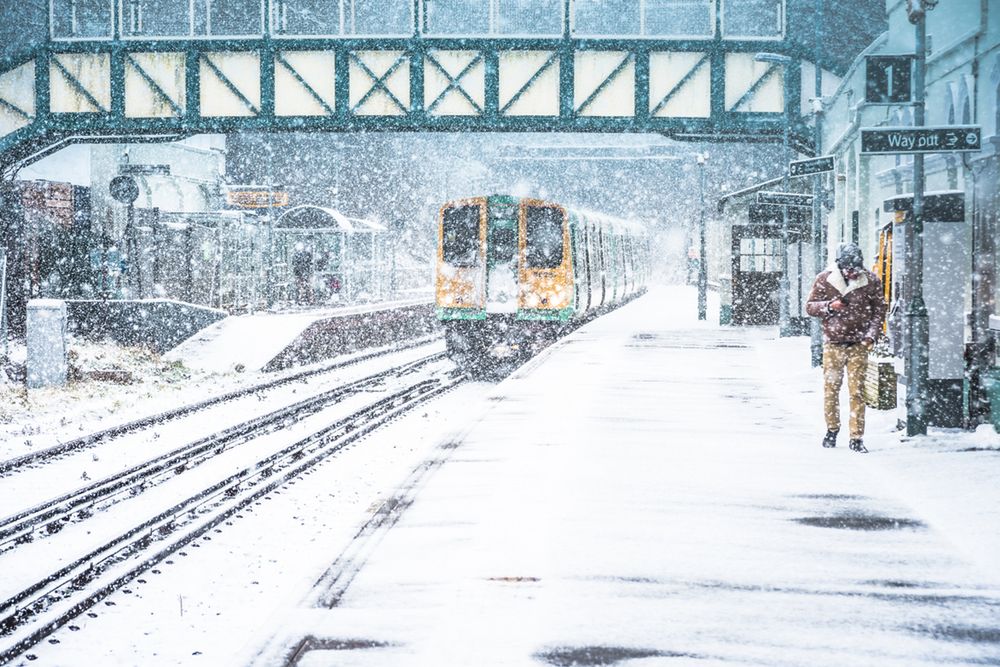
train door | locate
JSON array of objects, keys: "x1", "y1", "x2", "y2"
[
  {"x1": 874, "y1": 222, "x2": 893, "y2": 337},
  {"x1": 486, "y1": 214, "x2": 518, "y2": 314},
  {"x1": 731, "y1": 224, "x2": 783, "y2": 325}
]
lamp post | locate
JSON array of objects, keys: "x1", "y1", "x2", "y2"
[
  {"x1": 905, "y1": 0, "x2": 935, "y2": 436},
  {"x1": 755, "y1": 52, "x2": 793, "y2": 337},
  {"x1": 696, "y1": 152, "x2": 709, "y2": 320}
]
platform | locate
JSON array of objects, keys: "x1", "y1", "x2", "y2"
[
  {"x1": 165, "y1": 298, "x2": 435, "y2": 373},
  {"x1": 254, "y1": 286, "x2": 1000, "y2": 667}
]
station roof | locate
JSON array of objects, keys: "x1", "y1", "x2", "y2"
[{"x1": 275, "y1": 205, "x2": 385, "y2": 233}]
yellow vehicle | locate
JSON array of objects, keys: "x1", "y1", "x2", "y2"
[{"x1": 436, "y1": 194, "x2": 649, "y2": 369}]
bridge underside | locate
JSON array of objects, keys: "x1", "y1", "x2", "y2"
[{"x1": 2, "y1": 38, "x2": 839, "y2": 169}]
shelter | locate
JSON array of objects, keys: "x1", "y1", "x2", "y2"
[{"x1": 273, "y1": 205, "x2": 388, "y2": 305}]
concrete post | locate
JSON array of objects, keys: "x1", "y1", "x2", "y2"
[{"x1": 27, "y1": 299, "x2": 68, "y2": 389}]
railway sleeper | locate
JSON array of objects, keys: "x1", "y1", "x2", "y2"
[{"x1": 71, "y1": 565, "x2": 96, "y2": 588}]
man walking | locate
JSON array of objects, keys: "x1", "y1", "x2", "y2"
[{"x1": 806, "y1": 243, "x2": 887, "y2": 453}]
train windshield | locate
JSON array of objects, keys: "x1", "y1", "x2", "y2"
[
  {"x1": 442, "y1": 204, "x2": 481, "y2": 267},
  {"x1": 525, "y1": 206, "x2": 564, "y2": 269}
]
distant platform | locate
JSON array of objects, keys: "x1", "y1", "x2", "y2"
[{"x1": 165, "y1": 298, "x2": 437, "y2": 373}]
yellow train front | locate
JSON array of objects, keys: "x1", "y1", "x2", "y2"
[{"x1": 436, "y1": 194, "x2": 648, "y2": 369}]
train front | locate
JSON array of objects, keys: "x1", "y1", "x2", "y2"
[{"x1": 436, "y1": 195, "x2": 573, "y2": 367}]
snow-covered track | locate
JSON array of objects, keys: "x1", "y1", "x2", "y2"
[
  {"x1": 0, "y1": 366, "x2": 464, "y2": 664},
  {"x1": 0, "y1": 352, "x2": 446, "y2": 555},
  {"x1": 0, "y1": 336, "x2": 441, "y2": 477}
]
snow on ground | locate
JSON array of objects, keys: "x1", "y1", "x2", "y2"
[{"x1": 7, "y1": 284, "x2": 1000, "y2": 666}]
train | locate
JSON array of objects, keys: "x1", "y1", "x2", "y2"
[{"x1": 435, "y1": 194, "x2": 649, "y2": 368}]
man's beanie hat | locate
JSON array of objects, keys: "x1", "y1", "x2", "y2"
[{"x1": 835, "y1": 243, "x2": 865, "y2": 270}]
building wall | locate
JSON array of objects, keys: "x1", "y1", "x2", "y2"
[{"x1": 818, "y1": 0, "x2": 999, "y2": 418}]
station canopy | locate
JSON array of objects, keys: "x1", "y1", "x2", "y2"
[{"x1": 275, "y1": 205, "x2": 385, "y2": 233}]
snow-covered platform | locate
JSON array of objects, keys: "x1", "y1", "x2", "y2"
[
  {"x1": 165, "y1": 298, "x2": 436, "y2": 373},
  {"x1": 258, "y1": 286, "x2": 1000, "y2": 667}
]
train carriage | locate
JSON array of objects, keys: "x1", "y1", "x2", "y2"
[{"x1": 436, "y1": 194, "x2": 648, "y2": 368}]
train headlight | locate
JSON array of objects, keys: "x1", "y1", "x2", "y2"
[{"x1": 523, "y1": 292, "x2": 540, "y2": 309}]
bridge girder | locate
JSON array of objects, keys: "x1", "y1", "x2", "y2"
[{"x1": 1, "y1": 35, "x2": 826, "y2": 171}]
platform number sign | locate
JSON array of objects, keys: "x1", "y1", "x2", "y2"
[{"x1": 866, "y1": 56, "x2": 913, "y2": 104}]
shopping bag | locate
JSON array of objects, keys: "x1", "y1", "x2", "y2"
[{"x1": 864, "y1": 358, "x2": 897, "y2": 410}]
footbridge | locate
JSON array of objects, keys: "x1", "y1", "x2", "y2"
[{"x1": 0, "y1": 0, "x2": 848, "y2": 169}]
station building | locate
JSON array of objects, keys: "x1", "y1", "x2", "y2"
[{"x1": 817, "y1": 0, "x2": 999, "y2": 425}]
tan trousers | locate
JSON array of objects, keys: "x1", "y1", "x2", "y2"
[{"x1": 823, "y1": 343, "x2": 868, "y2": 439}]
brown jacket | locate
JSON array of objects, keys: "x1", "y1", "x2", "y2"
[{"x1": 806, "y1": 268, "x2": 886, "y2": 344}]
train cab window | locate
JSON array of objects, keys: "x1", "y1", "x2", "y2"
[
  {"x1": 442, "y1": 204, "x2": 481, "y2": 267},
  {"x1": 525, "y1": 206, "x2": 565, "y2": 268}
]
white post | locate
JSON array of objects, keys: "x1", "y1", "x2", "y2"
[{"x1": 27, "y1": 299, "x2": 68, "y2": 389}]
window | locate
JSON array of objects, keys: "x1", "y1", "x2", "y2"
[
  {"x1": 273, "y1": 0, "x2": 339, "y2": 35},
  {"x1": 995, "y1": 76, "x2": 1000, "y2": 137},
  {"x1": 352, "y1": 0, "x2": 411, "y2": 34},
  {"x1": 424, "y1": 0, "x2": 559, "y2": 35},
  {"x1": 121, "y1": 0, "x2": 263, "y2": 37},
  {"x1": 722, "y1": 0, "x2": 783, "y2": 38},
  {"x1": 442, "y1": 204, "x2": 481, "y2": 267},
  {"x1": 51, "y1": 0, "x2": 113, "y2": 39},
  {"x1": 525, "y1": 206, "x2": 564, "y2": 269},
  {"x1": 739, "y1": 237, "x2": 782, "y2": 272},
  {"x1": 573, "y1": 0, "x2": 640, "y2": 35},
  {"x1": 645, "y1": 0, "x2": 713, "y2": 37},
  {"x1": 205, "y1": 0, "x2": 261, "y2": 35},
  {"x1": 424, "y1": 0, "x2": 490, "y2": 35},
  {"x1": 497, "y1": 0, "x2": 562, "y2": 35},
  {"x1": 273, "y1": 0, "x2": 412, "y2": 36}
]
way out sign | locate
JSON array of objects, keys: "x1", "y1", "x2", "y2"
[
  {"x1": 789, "y1": 155, "x2": 834, "y2": 177},
  {"x1": 861, "y1": 126, "x2": 981, "y2": 154}
]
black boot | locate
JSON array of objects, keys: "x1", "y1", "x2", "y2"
[
  {"x1": 849, "y1": 439, "x2": 868, "y2": 453},
  {"x1": 822, "y1": 430, "x2": 838, "y2": 448}
]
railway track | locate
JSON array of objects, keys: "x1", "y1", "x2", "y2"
[
  {"x1": 0, "y1": 353, "x2": 444, "y2": 555},
  {"x1": 0, "y1": 359, "x2": 463, "y2": 664},
  {"x1": 0, "y1": 335, "x2": 442, "y2": 477}
]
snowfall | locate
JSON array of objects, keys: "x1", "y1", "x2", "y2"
[{"x1": 2, "y1": 285, "x2": 999, "y2": 667}]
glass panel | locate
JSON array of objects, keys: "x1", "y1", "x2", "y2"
[
  {"x1": 497, "y1": 0, "x2": 562, "y2": 35},
  {"x1": 207, "y1": 0, "x2": 263, "y2": 35},
  {"x1": 276, "y1": 0, "x2": 339, "y2": 35},
  {"x1": 442, "y1": 204, "x2": 481, "y2": 267},
  {"x1": 122, "y1": 0, "x2": 189, "y2": 36},
  {"x1": 525, "y1": 206, "x2": 565, "y2": 269},
  {"x1": 425, "y1": 0, "x2": 489, "y2": 35},
  {"x1": 723, "y1": 0, "x2": 782, "y2": 37},
  {"x1": 351, "y1": 0, "x2": 411, "y2": 34},
  {"x1": 573, "y1": 0, "x2": 640, "y2": 35},
  {"x1": 52, "y1": 0, "x2": 113, "y2": 38},
  {"x1": 645, "y1": 0, "x2": 713, "y2": 37}
]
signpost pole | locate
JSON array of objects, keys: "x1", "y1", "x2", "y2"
[
  {"x1": 697, "y1": 153, "x2": 708, "y2": 321},
  {"x1": 778, "y1": 118, "x2": 792, "y2": 337},
  {"x1": 906, "y1": 3, "x2": 931, "y2": 436}
]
